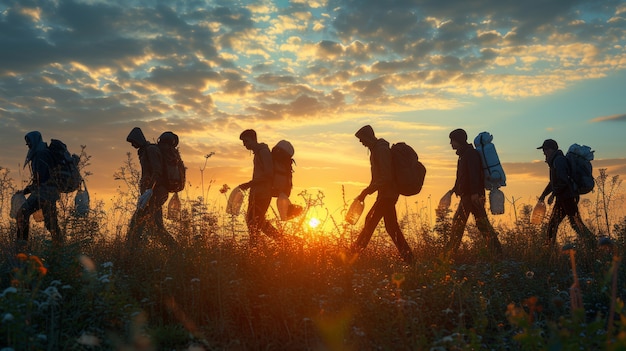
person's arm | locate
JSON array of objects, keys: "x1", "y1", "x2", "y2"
[{"x1": 146, "y1": 145, "x2": 163, "y2": 188}]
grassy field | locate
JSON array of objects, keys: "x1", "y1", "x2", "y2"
[{"x1": 1, "y1": 166, "x2": 626, "y2": 350}]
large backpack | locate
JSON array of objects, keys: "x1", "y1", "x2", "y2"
[
  {"x1": 566, "y1": 143, "x2": 594, "y2": 194},
  {"x1": 474, "y1": 132, "x2": 506, "y2": 189},
  {"x1": 157, "y1": 132, "x2": 186, "y2": 193},
  {"x1": 48, "y1": 139, "x2": 82, "y2": 193},
  {"x1": 390, "y1": 142, "x2": 426, "y2": 196},
  {"x1": 271, "y1": 140, "x2": 295, "y2": 197}
]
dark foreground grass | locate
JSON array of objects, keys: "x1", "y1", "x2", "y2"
[{"x1": 1, "y1": 221, "x2": 626, "y2": 351}]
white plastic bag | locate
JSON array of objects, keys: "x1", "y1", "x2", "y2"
[
  {"x1": 277, "y1": 193, "x2": 291, "y2": 221},
  {"x1": 137, "y1": 189, "x2": 153, "y2": 210},
  {"x1": 530, "y1": 201, "x2": 546, "y2": 225},
  {"x1": 10, "y1": 192, "x2": 27, "y2": 219},
  {"x1": 345, "y1": 199, "x2": 364, "y2": 225},
  {"x1": 438, "y1": 191, "x2": 452, "y2": 211},
  {"x1": 167, "y1": 192, "x2": 181, "y2": 220},
  {"x1": 489, "y1": 188, "x2": 505, "y2": 215},
  {"x1": 74, "y1": 181, "x2": 90, "y2": 217},
  {"x1": 33, "y1": 209, "x2": 44, "y2": 222},
  {"x1": 226, "y1": 187, "x2": 244, "y2": 215}
]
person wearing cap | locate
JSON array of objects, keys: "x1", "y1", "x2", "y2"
[
  {"x1": 350, "y1": 125, "x2": 414, "y2": 264},
  {"x1": 126, "y1": 127, "x2": 179, "y2": 251},
  {"x1": 238, "y1": 129, "x2": 282, "y2": 245},
  {"x1": 443, "y1": 128, "x2": 502, "y2": 257},
  {"x1": 15, "y1": 131, "x2": 62, "y2": 250},
  {"x1": 536, "y1": 139, "x2": 595, "y2": 248}
]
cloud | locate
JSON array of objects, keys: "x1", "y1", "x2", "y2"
[{"x1": 590, "y1": 114, "x2": 626, "y2": 122}]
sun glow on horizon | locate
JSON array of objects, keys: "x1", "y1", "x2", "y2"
[{"x1": 308, "y1": 217, "x2": 321, "y2": 229}]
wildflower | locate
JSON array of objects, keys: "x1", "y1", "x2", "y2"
[
  {"x1": 16, "y1": 253, "x2": 28, "y2": 261},
  {"x1": 2, "y1": 313, "x2": 14, "y2": 322},
  {"x1": 77, "y1": 333, "x2": 100, "y2": 346},
  {"x1": 38, "y1": 266, "x2": 48, "y2": 276},
  {"x1": 219, "y1": 184, "x2": 230, "y2": 194}
]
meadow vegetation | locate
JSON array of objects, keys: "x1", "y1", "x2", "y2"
[{"x1": 1, "y1": 160, "x2": 626, "y2": 350}]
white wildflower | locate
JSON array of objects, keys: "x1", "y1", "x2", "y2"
[
  {"x1": 2, "y1": 313, "x2": 14, "y2": 323},
  {"x1": 77, "y1": 333, "x2": 100, "y2": 346},
  {"x1": 1, "y1": 287, "x2": 17, "y2": 297}
]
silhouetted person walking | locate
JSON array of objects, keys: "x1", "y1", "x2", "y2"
[
  {"x1": 536, "y1": 139, "x2": 595, "y2": 249},
  {"x1": 444, "y1": 128, "x2": 502, "y2": 257},
  {"x1": 350, "y1": 125, "x2": 414, "y2": 264},
  {"x1": 16, "y1": 131, "x2": 62, "y2": 250},
  {"x1": 126, "y1": 127, "x2": 179, "y2": 251},
  {"x1": 238, "y1": 129, "x2": 282, "y2": 245}
]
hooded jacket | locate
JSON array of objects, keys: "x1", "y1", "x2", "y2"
[
  {"x1": 24, "y1": 131, "x2": 59, "y2": 199},
  {"x1": 127, "y1": 127, "x2": 163, "y2": 192},
  {"x1": 540, "y1": 149, "x2": 576, "y2": 199},
  {"x1": 452, "y1": 142, "x2": 485, "y2": 198},
  {"x1": 362, "y1": 139, "x2": 398, "y2": 199}
]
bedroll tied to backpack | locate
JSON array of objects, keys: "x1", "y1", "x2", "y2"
[
  {"x1": 474, "y1": 132, "x2": 506, "y2": 190},
  {"x1": 48, "y1": 139, "x2": 82, "y2": 193},
  {"x1": 158, "y1": 132, "x2": 186, "y2": 193},
  {"x1": 271, "y1": 140, "x2": 295, "y2": 198},
  {"x1": 390, "y1": 142, "x2": 426, "y2": 196},
  {"x1": 566, "y1": 143, "x2": 594, "y2": 194}
]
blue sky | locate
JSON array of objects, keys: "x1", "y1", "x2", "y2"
[{"x1": 1, "y1": 0, "x2": 625, "y2": 221}]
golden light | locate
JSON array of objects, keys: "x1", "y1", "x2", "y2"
[{"x1": 308, "y1": 217, "x2": 321, "y2": 229}]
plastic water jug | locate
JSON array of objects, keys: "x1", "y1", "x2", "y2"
[
  {"x1": 530, "y1": 201, "x2": 546, "y2": 225},
  {"x1": 167, "y1": 192, "x2": 181, "y2": 220},
  {"x1": 226, "y1": 187, "x2": 244, "y2": 215},
  {"x1": 277, "y1": 193, "x2": 291, "y2": 221},
  {"x1": 33, "y1": 209, "x2": 44, "y2": 222},
  {"x1": 489, "y1": 188, "x2": 505, "y2": 215},
  {"x1": 74, "y1": 189, "x2": 90, "y2": 217},
  {"x1": 438, "y1": 191, "x2": 452, "y2": 210},
  {"x1": 137, "y1": 189, "x2": 153, "y2": 210},
  {"x1": 345, "y1": 199, "x2": 364, "y2": 225}
]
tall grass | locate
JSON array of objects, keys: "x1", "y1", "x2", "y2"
[{"x1": 1, "y1": 166, "x2": 626, "y2": 350}]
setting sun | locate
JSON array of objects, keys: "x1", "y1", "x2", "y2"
[{"x1": 308, "y1": 217, "x2": 321, "y2": 229}]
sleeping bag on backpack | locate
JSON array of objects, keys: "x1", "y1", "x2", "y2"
[
  {"x1": 474, "y1": 132, "x2": 506, "y2": 190},
  {"x1": 566, "y1": 143, "x2": 594, "y2": 194},
  {"x1": 271, "y1": 140, "x2": 295, "y2": 197}
]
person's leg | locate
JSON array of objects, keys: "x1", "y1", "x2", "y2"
[
  {"x1": 446, "y1": 199, "x2": 470, "y2": 255},
  {"x1": 246, "y1": 193, "x2": 264, "y2": 245},
  {"x1": 151, "y1": 188, "x2": 179, "y2": 249},
  {"x1": 41, "y1": 199, "x2": 63, "y2": 245},
  {"x1": 16, "y1": 196, "x2": 40, "y2": 250},
  {"x1": 381, "y1": 197, "x2": 414, "y2": 263},
  {"x1": 563, "y1": 196, "x2": 595, "y2": 249},
  {"x1": 351, "y1": 199, "x2": 384, "y2": 254},
  {"x1": 255, "y1": 194, "x2": 282, "y2": 240},
  {"x1": 546, "y1": 199, "x2": 567, "y2": 247},
  {"x1": 127, "y1": 207, "x2": 150, "y2": 250},
  {"x1": 468, "y1": 199, "x2": 502, "y2": 256}
]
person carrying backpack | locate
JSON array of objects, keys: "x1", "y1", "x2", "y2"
[
  {"x1": 349, "y1": 125, "x2": 414, "y2": 264},
  {"x1": 126, "y1": 127, "x2": 179, "y2": 251},
  {"x1": 15, "y1": 131, "x2": 63, "y2": 250},
  {"x1": 443, "y1": 128, "x2": 502, "y2": 258},
  {"x1": 536, "y1": 139, "x2": 595, "y2": 249},
  {"x1": 238, "y1": 129, "x2": 282, "y2": 246}
]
